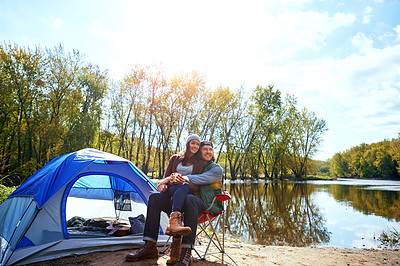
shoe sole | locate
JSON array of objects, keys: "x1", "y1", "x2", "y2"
[
  {"x1": 166, "y1": 260, "x2": 178, "y2": 265},
  {"x1": 125, "y1": 255, "x2": 158, "y2": 262},
  {"x1": 125, "y1": 253, "x2": 158, "y2": 262},
  {"x1": 165, "y1": 228, "x2": 192, "y2": 236}
]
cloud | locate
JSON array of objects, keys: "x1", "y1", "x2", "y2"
[
  {"x1": 79, "y1": 1, "x2": 400, "y2": 145},
  {"x1": 352, "y1": 32, "x2": 374, "y2": 54},
  {"x1": 85, "y1": 20, "x2": 111, "y2": 40},
  {"x1": 52, "y1": 18, "x2": 63, "y2": 27},
  {"x1": 81, "y1": 1, "x2": 357, "y2": 78},
  {"x1": 362, "y1": 6, "x2": 372, "y2": 24},
  {"x1": 235, "y1": 11, "x2": 356, "y2": 61},
  {"x1": 40, "y1": 16, "x2": 63, "y2": 28},
  {"x1": 395, "y1": 25, "x2": 400, "y2": 42},
  {"x1": 258, "y1": 29, "x2": 400, "y2": 156}
]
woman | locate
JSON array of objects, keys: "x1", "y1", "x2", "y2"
[
  {"x1": 125, "y1": 133, "x2": 205, "y2": 264},
  {"x1": 157, "y1": 134, "x2": 203, "y2": 237}
]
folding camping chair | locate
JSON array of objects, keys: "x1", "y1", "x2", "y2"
[
  {"x1": 193, "y1": 190, "x2": 237, "y2": 265},
  {"x1": 160, "y1": 186, "x2": 237, "y2": 265}
]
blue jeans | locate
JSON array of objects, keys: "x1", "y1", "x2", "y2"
[
  {"x1": 167, "y1": 182, "x2": 189, "y2": 212},
  {"x1": 143, "y1": 193, "x2": 207, "y2": 248}
]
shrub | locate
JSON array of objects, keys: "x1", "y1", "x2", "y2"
[
  {"x1": 379, "y1": 228, "x2": 400, "y2": 248},
  {"x1": 0, "y1": 185, "x2": 17, "y2": 203}
]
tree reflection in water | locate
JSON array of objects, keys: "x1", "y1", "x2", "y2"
[{"x1": 225, "y1": 182, "x2": 330, "y2": 246}]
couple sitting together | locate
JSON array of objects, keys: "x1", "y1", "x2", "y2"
[{"x1": 125, "y1": 134, "x2": 224, "y2": 266}]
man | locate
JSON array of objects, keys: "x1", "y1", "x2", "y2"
[{"x1": 125, "y1": 140, "x2": 223, "y2": 266}]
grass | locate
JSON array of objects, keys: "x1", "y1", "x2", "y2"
[
  {"x1": 379, "y1": 228, "x2": 400, "y2": 248},
  {"x1": 0, "y1": 184, "x2": 17, "y2": 203}
]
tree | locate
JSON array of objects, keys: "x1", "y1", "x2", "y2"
[
  {"x1": 154, "y1": 71, "x2": 205, "y2": 176},
  {"x1": 0, "y1": 43, "x2": 109, "y2": 184},
  {"x1": 62, "y1": 64, "x2": 108, "y2": 152},
  {"x1": 330, "y1": 153, "x2": 348, "y2": 177},
  {"x1": 287, "y1": 108, "x2": 327, "y2": 178},
  {"x1": 0, "y1": 43, "x2": 332, "y2": 182},
  {"x1": 375, "y1": 148, "x2": 398, "y2": 179},
  {"x1": 388, "y1": 136, "x2": 400, "y2": 174},
  {"x1": 330, "y1": 137, "x2": 400, "y2": 179},
  {"x1": 111, "y1": 65, "x2": 147, "y2": 161},
  {"x1": 269, "y1": 95, "x2": 298, "y2": 179},
  {"x1": 42, "y1": 44, "x2": 82, "y2": 162},
  {"x1": 247, "y1": 85, "x2": 282, "y2": 179},
  {"x1": 0, "y1": 42, "x2": 45, "y2": 179}
]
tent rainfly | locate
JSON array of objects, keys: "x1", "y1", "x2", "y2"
[{"x1": 0, "y1": 148, "x2": 168, "y2": 266}]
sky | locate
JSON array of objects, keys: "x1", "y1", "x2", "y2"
[{"x1": 1, "y1": 0, "x2": 400, "y2": 161}]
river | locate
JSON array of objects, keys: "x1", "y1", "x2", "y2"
[{"x1": 223, "y1": 179, "x2": 400, "y2": 248}]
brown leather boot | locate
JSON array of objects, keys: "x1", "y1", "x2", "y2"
[
  {"x1": 165, "y1": 211, "x2": 192, "y2": 236},
  {"x1": 166, "y1": 236, "x2": 181, "y2": 265},
  {"x1": 175, "y1": 247, "x2": 192, "y2": 266},
  {"x1": 125, "y1": 240, "x2": 158, "y2": 262}
]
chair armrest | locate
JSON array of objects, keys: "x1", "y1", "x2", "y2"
[{"x1": 215, "y1": 191, "x2": 231, "y2": 202}]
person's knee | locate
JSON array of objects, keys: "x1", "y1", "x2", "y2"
[
  {"x1": 148, "y1": 192, "x2": 164, "y2": 206},
  {"x1": 181, "y1": 182, "x2": 189, "y2": 192},
  {"x1": 185, "y1": 194, "x2": 196, "y2": 203},
  {"x1": 177, "y1": 182, "x2": 189, "y2": 191},
  {"x1": 183, "y1": 194, "x2": 198, "y2": 210}
]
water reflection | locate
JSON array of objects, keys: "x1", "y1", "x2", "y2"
[
  {"x1": 324, "y1": 183, "x2": 400, "y2": 221},
  {"x1": 223, "y1": 180, "x2": 400, "y2": 248},
  {"x1": 225, "y1": 182, "x2": 330, "y2": 247}
]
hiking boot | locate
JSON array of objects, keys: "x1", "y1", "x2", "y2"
[
  {"x1": 174, "y1": 247, "x2": 192, "y2": 266},
  {"x1": 125, "y1": 241, "x2": 158, "y2": 262},
  {"x1": 165, "y1": 211, "x2": 192, "y2": 236},
  {"x1": 167, "y1": 236, "x2": 182, "y2": 265}
]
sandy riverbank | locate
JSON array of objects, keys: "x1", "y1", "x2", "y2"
[{"x1": 31, "y1": 240, "x2": 399, "y2": 266}]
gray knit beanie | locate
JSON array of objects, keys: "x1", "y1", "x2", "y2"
[{"x1": 186, "y1": 134, "x2": 201, "y2": 145}]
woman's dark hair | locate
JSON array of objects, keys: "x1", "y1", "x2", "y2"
[
  {"x1": 179, "y1": 141, "x2": 203, "y2": 174},
  {"x1": 191, "y1": 152, "x2": 205, "y2": 174}
]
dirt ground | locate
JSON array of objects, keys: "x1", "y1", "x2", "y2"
[{"x1": 31, "y1": 240, "x2": 400, "y2": 266}]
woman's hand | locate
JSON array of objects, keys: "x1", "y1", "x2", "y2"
[
  {"x1": 157, "y1": 183, "x2": 168, "y2": 192},
  {"x1": 157, "y1": 176, "x2": 173, "y2": 192}
]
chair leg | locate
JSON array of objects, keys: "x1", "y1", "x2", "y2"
[
  {"x1": 159, "y1": 235, "x2": 172, "y2": 254},
  {"x1": 194, "y1": 211, "x2": 238, "y2": 266},
  {"x1": 194, "y1": 213, "x2": 223, "y2": 259},
  {"x1": 222, "y1": 208, "x2": 225, "y2": 264},
  {"x1": 202, "y1": 214, "x2": 224, "y2": 258}
]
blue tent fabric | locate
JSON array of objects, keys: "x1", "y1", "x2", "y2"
[
  {"x1": 0, "y1": 148, "x2": 165, "y2": 266},
  {"x1": 9, "y1": 149, "x2": 148, "y2": 208},
  {"x1": 9, "y1": 153, "x2": 92, "y2": 208}
]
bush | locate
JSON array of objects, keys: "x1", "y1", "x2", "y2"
[
  {"x1": 0, "y1": 185, "x2": 17, "y2": 203},
  {"x1": 379, "y1": 228, "x2": 400, "y2": 248}
]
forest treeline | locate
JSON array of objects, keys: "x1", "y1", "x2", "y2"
[
  {"x1": 1, "y1": 42, "x2": 327, "y2": 185},
  {"x1": 328, "y1": 138, "x2": 400, "y2": 179}
]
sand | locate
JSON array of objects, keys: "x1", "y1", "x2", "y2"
[{"x1": 30, "y1": 240, "x2": 400, "y2": 266}]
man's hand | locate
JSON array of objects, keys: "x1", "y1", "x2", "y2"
[{"x1": 171, "y1": 173, "x2": 188, "y2": 184}]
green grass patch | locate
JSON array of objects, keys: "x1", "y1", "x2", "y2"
[{"x1": 0, "y1": 185, "x2": 17, "y2": 203}]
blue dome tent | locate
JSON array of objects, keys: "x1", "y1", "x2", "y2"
[{"x1": 0, "y1": 148, "x2": 168, "y2": 265}]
